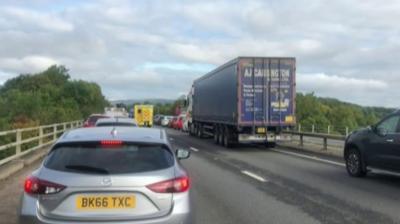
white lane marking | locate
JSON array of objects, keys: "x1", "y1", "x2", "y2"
[
  {"x1": 271, "y1": 149, "x2": 345, "y2": 167},
  {"x1": 189, "y1": 147, "x2": 199, "y2": 152},
  {"x1": 241, "y1": 170, "x2": 268, "y2": 182},
  {"x1": 169, "y1": 138, "x2": 174, "y2": 141}
]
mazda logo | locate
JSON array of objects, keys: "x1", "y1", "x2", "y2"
[{"x1": 101, "y1": 177, "x2": 112, "y2": 186}]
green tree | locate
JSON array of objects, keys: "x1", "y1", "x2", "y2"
[{"x1": 0, "y1": 65, "x2": 109, "y2": 130}]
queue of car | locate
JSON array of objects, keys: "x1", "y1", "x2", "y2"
[
  {"x1": 154, "y1": 114, "x2": 188, "y2": 132},
  {"x1": 19, "y1": 114, "x2": 192, "y2": 224}
]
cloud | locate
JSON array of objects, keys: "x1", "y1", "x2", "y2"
[
  {"x1": 0, "y1": 56, "x2": 59, "y2": 73},
  {"x1": 298, "y1": 73, "x2": 391, "y2": 106},
  {"x1": 298, "y1": 73, "x2": 387, "y2": 92},
  {"x1": 0, "y1": 0, "x2": 399, "y2": 107},
  {"x1": 1, "y1": 7, "x2": 74, "y2": 32}
]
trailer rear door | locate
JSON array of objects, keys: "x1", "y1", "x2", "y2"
[{"x1": 238, "y1": 58, "x2": 295, "y2": 127}]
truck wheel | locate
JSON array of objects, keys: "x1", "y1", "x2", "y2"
[
  {"x1": 214, "y1": 126, "x2": 219, "y2": 144},
  {"x1": 197, "y1": 125, "x2": 203, "y2": 138},
  {"x1": 223, "y1": 127, "x2": 232, "y2": 148},
  {"x1": 193, "y1": 124, "x2": 199, "y2": 136},
  {"x1": 192, "y1": 125, "x2": 196, "y2": 136},
  {"x1": 218, "y1": 126, "x2": 224, "y2": 145},
  {"x1": 265, "y1": 142, "x2": 276, "y2": 148},
  {"x1": 189, "y1": 125, "x2": 194, "y2": 136}
]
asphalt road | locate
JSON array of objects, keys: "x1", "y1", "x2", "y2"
[{"x1": 1, "y1": 128, "x2": 400, "y2": 224}]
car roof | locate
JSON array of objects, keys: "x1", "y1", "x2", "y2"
[
  {"x1": 58, "y1": 127, "x2": 167, "y2": 144},
  {"x1": 96, "y1": 117, "x2": 136, "y2": 124},
  {"x1": 89, "y1": 114, "x2": 108, "y2": 117}
]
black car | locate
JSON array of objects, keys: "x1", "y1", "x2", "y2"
[{"x1": 344, "y1": 110, "x2": 400, "y2": 177}]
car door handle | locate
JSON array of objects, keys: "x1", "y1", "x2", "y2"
[{"x1": 386, "y1": 139, "x2": 394, "y2": 143}]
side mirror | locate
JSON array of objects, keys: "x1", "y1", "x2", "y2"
[
  {"x1": 176, "y1": 149, "x2": 190, "y2": 160},
  {"x1": 376, "y1": 126, "x2": 388, "y2": 137}
]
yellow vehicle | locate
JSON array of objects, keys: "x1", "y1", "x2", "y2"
[{"x1": 134, "y1": 105, "x2": 154, "y2": 127}]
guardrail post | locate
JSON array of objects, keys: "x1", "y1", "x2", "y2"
[
  {"x1": 298, "y1": 124, "x2": 302, "y2": 133},
  {"x1": 63, "y1": 123, "x2": 67, "y2": 131},
  {"x1": 299, "y1": 134, "x2": 304, "y2": 147},
  {"x1": 38, "y1": 126, "x2": 43, "y2": 146},
  {"x1": 312, "y1": 125, "x2": 315, "y2": 133},
  {"x1": 53, "y1": 124, "x2": 57, "y2": 140},
  {"x1": 16, "y1": 129, "x2": 22, "y2": 155},
  {"x1": 328, "y1": 125, "x2": 331, "y2": 135},
  {"x1": 346, "y1": 127, "x2": 349, "y2": 136},
  {"x1": 323, "y1": 137, "x2": 328, "y2": 150}
]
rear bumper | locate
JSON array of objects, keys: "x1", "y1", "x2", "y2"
[
  {"x1": 238, "y1": 133, "x2": 291, "y2": 143},
  {"x1": 18, "y1": 192, "x2": 192, "y2": 224},
  {"x1": 19, "y1": 214, "x2": 191, "y2": 224}
]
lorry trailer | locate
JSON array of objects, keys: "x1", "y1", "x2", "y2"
[{"x1": 187, "y1": 57, "x2": 296, "y2": 147}]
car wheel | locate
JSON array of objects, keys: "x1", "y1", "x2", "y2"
[{"x1": 346, "y1": 148, "x2": 366, "y2": 177}]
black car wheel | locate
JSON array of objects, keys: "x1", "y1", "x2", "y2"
[{"x1": 346, "y1": 148, "x2": 366, "y2": 177}]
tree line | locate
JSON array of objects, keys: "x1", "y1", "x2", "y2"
[
  {"x1": 296, "y1": 93, "x2": 393, "y2": 133},
  {"x1": 140, "y1": 93, "x2": 394, "y2": 133},
  {"x1": 0, "y1": 65, "x2": 109, "y2": 131}
]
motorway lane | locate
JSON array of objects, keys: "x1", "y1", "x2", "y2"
[
  {"x1": 0, "y1": 160, "x2": 42, "y2": 224},
  {"x1": 168, "y1": 128, "x2": 400, "y2": 224},
  {"x1": 179, "y1": 146, "x2": 319, "y2": 224}
]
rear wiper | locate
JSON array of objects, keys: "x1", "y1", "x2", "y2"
[{"x1": 65, "y1": 165, "x2": 109, "y2": 174}]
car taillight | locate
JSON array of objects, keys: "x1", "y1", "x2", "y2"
[
  {"x1": 147, "y1": 176, "x2": 190, "y2": 193},
  {"x1": 101, "y1": 140, "x2": 123, "y2": 145},
  {"x1": 24, "y1": 176, "x2": 66, "y2": 195}
]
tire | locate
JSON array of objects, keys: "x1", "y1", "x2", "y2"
[
  {"x1": 265, "y1": 142, "x2": 276, "y2": 148},
  {"x1": 214, "y1": 126, "x2": 219, "y2": 144},
  {"x1": 345, "y1": 148, "x2": 367, "y2": 177},
  {"x1": 223, "y1": 127, "x2": 232, "y2": 148},
  {"x1": 218, "y1": 126, "x2": 224, "y2": 145},
  {"x1": 197, "y1": 125, "x2": 203, "y2": 138},
  {"x1": 191, "y1": 124, "x2": 196, "y2": 136}
]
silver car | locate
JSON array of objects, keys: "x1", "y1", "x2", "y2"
[
  {"x1": 161, "y1": 116, "x2": 173, "y2": 127},
  {"x1": 19, "y1": 127, "x2": 191, "y2": 224}
]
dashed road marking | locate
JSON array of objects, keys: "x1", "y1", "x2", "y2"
[
  {"x1": 190, "y1": 147, "x2": 199, "y2": 152},
  {"x1": 241, "y1": 170, "x2": 268, "y2": 182},
  {"x1": 271, "y1": 148, "x2": 345, "y2": 167}
]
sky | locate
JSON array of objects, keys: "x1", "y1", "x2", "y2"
[{"x1": 0, "y1": 0, "x2": 399, "y2": 107}]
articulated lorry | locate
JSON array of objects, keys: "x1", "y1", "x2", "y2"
[{"x1": 187, "y1": 57, "x2": 296, "y2": 147}]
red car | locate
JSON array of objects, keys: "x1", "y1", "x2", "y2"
[
  {"x1": 175, "y1": 116, "x2": 184, "y2": 130},
  {"x1": 168, "y1": 117, "x2": 177, "y2": 128},
  {"x1": 83, "y1": 114, "x2": 109, "y2": 127},
  {"x1": 170, "y1": 116, "x2": 184, "y2": 130}
]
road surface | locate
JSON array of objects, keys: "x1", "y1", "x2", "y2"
[{"x1": 1, "y1": 128, "x2": 400, "y2": 224}]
